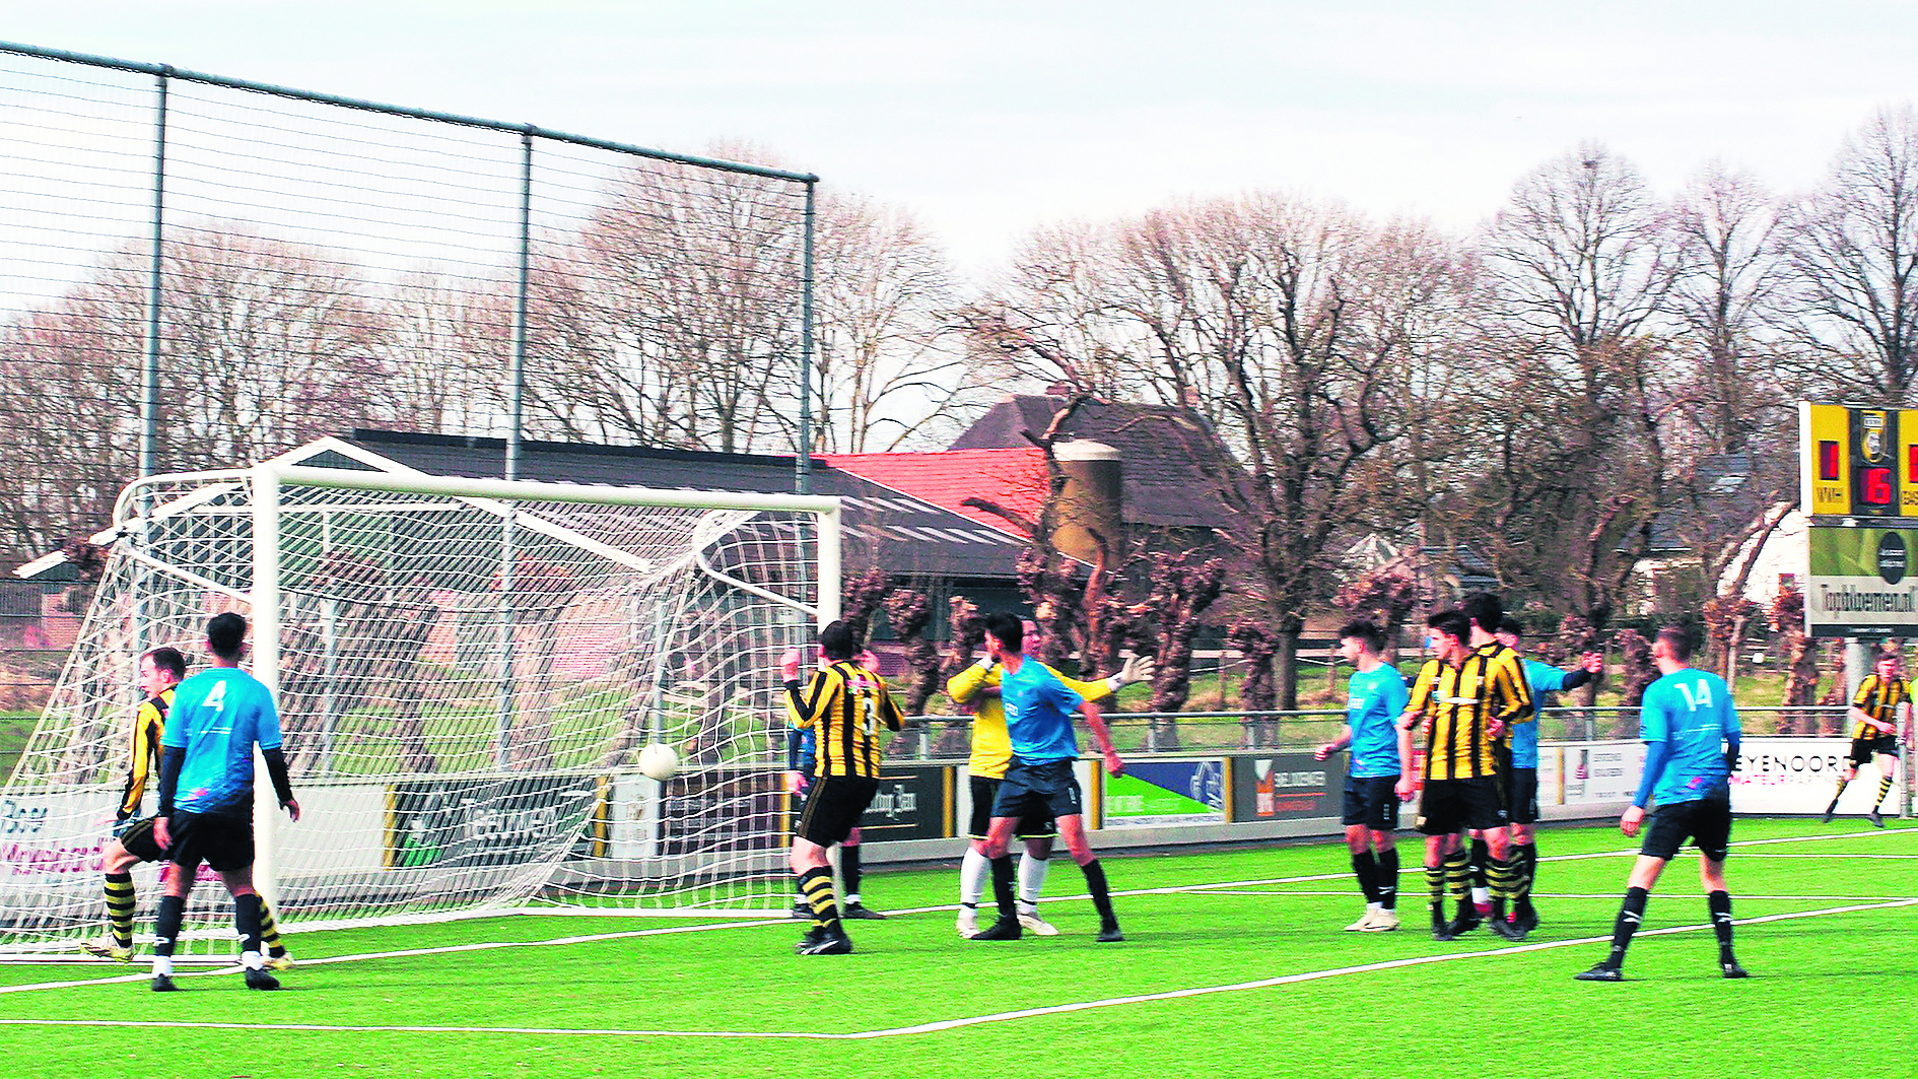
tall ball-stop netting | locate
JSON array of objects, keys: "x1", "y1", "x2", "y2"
[{"x1": 0, "y1": 465, "x2": 838, "y2": 957}]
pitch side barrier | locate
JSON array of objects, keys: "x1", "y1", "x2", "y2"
[{"x1": 852, "y1": 706, "x2": 1884, "y2": 868}]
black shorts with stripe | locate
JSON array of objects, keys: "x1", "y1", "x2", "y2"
[
  {"x1": 796, "y1": 774, "x2": 879, "y2": 847},
  {"x1": 117, "y1": 816, "x2": 165, "y2": 864},
  {"x1": 167, "y1": 808, "x2": 255, "y2": 874},
  {"x1": 991, "y1": 758, "x2": 1084, "y2": 823},
  {"x1": 969, "y1": 774, "x2": 1056, "y2": 840},
  {"x1": 1641, "y1": 790, "x2": 1732, "y2": 862},
  {"x1": 1416, "y1": 775, "x2": 1505, "y2": 835},
  {"x1": 1341, "y1": 775, "x2": 1400, "y2": 831},
  {"x1": 1506, "y1": 766, "x2": 1540, "y2": 825},
  {"x1": 1851, "y1": 734, "x2": 1898, "y2": 766}
]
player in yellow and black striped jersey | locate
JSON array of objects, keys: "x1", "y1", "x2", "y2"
[
  {"x1": 82, "y1": 646, "x2": 292, "y2": 966},
  {"x1": 1396, "y1": 600, "x2": 1533, "y2": 943},
  {"x1": 781, "y1": 620, "x2": 904, "y2": 955},
  {"x1": 1824, "y1": 650, "x2": 1910, "y2": 827}
]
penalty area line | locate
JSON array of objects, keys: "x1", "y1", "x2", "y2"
[{"x1": 1, "y1": 898, "x2": 1909, "y2": 1042}]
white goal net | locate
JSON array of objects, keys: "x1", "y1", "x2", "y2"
[{"x1": 0, "y1": 464, "x2": 840, "y2": 957}]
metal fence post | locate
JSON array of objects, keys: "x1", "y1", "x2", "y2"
[
  {"x1": 496, "y1": 128, "x2": 534, "y2": 769},
  {"x1": 138, "y1": 69, "x2": 169, "y2": 481},
  {"x1": 796, "y1": 180, "x2": 815, "y2": 496}
]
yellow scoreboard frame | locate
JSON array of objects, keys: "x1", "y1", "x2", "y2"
[{"x1": 1799, "y1": 402, "x2": 1918, "y2": 518}]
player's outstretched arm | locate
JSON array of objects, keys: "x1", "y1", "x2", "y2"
[{"x1": 1080, "y1": 701, "x2": 1123, "y2": 776}]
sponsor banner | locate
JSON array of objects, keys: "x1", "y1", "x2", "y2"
[
  {"x1": 276, "y1": 784, "x2": 389, "y2": 876},
  {"x1": 0, "y1": 790, "x2": 114, "y2": 882},
  {"x1": 955, "y1": 762, "x2": 1097, "y2": 832},
  {"x1": 386, "y1": 773, "x2": 600, "y2": 870},
  {"x1": 1537, "y1": 746, "x2": 1563, "y2": 807},
  {"x1": 1561, "y1": 742, "x2": 1647, "y2": 804},
  {"x1": 1229, "y1": 753, "x2": 1340, "y2": 821},
  {"x1": 607, "y1": 773, "x2": 665, "y2": 861},
  {"x1": 1732, "y1": 737, "x2": 1903, "y2": 814},
  {"x1": 857, "y1": 765, "x2": 949, "y2": 841},
  {"x1": 1807, "y1": 525, "x2": 1918, "y2": 638},
  {"x1": 1103, "y1": 759, "x2": 1226, "y2": 828},
  {"x1": 657, "y1": 768, "x2": 784, "y2": 860}
]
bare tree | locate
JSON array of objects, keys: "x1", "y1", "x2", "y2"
[{"x1": 381, "y1": 271, "x2": 511, "y2": 435}]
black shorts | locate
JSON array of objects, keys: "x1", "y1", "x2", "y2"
[
  {"x1": 1506, "y1": 767, "x2": 1540, "y2": 825},
  {"x1": 1416, "y1": 776, "x2": 1506, "y2": 835},
  {"x1": 992, "y1": 758, "x2": 1083, "y2": 823},
  {"x1": 1341, "y1": 775, "x2": 1400, "y2": 831},
  {"x1": 117, "y1": 816, "x2": 165, "y2": 864},
  {"x1": 1851, "y1": 735, "x2": 1898, "y2": 766},
  {"x1": 969, "y1": 775, "x2": 1055, "y2": 840},
  {"x1": 795, "y1": 775, "x2": 879, "y2": 847},
  {"x1": 166, "y1": 810, "x2": 255, "y2": 874},
  {"x1": 1641, "y1": 791, "x2": 1733, "y2": 862}
]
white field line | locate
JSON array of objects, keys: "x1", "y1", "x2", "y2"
[
  {"x1": 1186, "y1": 889, "x2": 1918, "y2": 901},
  {"x1": 0, "y1": 897, "x2": 1908, "y2": 1042}
]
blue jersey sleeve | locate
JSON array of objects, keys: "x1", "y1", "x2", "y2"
[
  {"x1": 1524, "y1": 660, "x2": 1572, "y2": 695},
  {"x1": 250, "y1": 682, "x2": 284, "y2": 751}
]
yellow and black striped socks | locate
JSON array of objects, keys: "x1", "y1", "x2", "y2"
[
  {"x1": 260, "y1": 902, "x2": 287, "y2": 959},
  {"x1": 1488, "y1": 857, "x2": 1517, "y2": 905},
  {"x1": 798, "y1": 866, "x2": 840, "y2": 928},
  {"x1": 1874, "y1": 775, "x2": 1895, "y2": 811},
  {"x1": 1425, "y1": 862, "x2": 1445, "y2": 910},
  {"x1": 1829, "y1": 778, "x2": 1849, "y2": 811},
  {"x1": 1443, "y1": 848, "x2": 1470, "y2": 902},
  {"x1": 104, "y1": 872, "x2": 135, "y2": 949}
]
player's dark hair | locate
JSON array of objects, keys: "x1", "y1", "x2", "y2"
[
  {"x1": 983, "y1": 611, "x2": 1024, "y2": 652},
  {"x1": 142, "y1": 646, "x2": 187, "y2": 681},
  {"x1": 1462, "y1": 592, "x2": 1503, "y2": 635},
  {"x1": 1498, "y1": 616, "x2": 1525, "y2": 638},
  {"x1": 1425, "y1": 608, "x2": 1471, "y2": 643},
  {"x1": 817, "y1": 619, "x2": 858, "y2": 661},
  {"x1": 1655, "y1": 624, "x2": 1695, "y2": 663},
  {"x1": 206, "y1": 612, "x2": 247, "y2": 660},
  {"x1": 1338, "y1": 618, "x2": 1386, "y2": 654}
]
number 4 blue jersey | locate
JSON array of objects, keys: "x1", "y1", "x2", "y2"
[
  {"x1": 1638, "y1": 668, "x2": 1741, "y2": 806},
  {"x1": 162, "y1": 667, "x2": 284, "y2": 816}
]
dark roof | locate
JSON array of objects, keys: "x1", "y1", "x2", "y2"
[
  {"x1": 946, "y1": 395, "x2": 1242, "y2": 530},
  {"x1": 314, "y1": 430, "x2": 1028, "y2": 582},
  {"x1": 1647, "y1": 452, "x2": 1793, "y2": 553}
]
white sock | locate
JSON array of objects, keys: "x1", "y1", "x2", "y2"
[
  {"x1": 1367, "y1": 902, "x2": 1382, "y2": 913},
  {"x1": 1017, "y1": 850, "x2": 1050, "y2": 910},
  {"x1": 152, "y1": 955, "x2": 173, "y2": 977},
  {"x1": 1472, "y1": 886, "x2": 1490, "y2": 905},
  {"x1": 844, "y1": 892, "x2": 862, "y2": 907},
  {"x1": 241, "y1": 950, "x2": 263, "y2": 971},
  {"x1": 960, "y1": 848, "x2": 988, "y2": 906}
]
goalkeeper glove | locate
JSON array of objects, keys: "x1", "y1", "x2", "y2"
[{"x1": 1105, "y1": 654, "x2": 1156, "y2": 693}]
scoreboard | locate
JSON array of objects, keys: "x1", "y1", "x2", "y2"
[{"x1": 1799, "y1": 402, "x2": 1918, "y2": 518}]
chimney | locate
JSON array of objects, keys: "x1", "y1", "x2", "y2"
[{"x1": 1051, "y1": 440, "x2": 1123, "y2": 563}]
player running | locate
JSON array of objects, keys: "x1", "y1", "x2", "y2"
[
  {"x1": 1493, "y1": 616, "x2": 1601, "y2": 933},
  {"x1": 781, "y1": 621, "x2": 904, "y2": 956},
  {"x1": 970, "y1": 612, "x2": 1127, "y2": 943},
  {"x1": 1315, "y1": 619, "x2": 1409, "y2": 932},
  {"x1": 1576, "y1": 626, "x2": 1746, "y2": 982},
  {"x1": 82, "y1": 646, "x2": 292, "y2": 968},
  {"x1": 1823, "y1": 650, "x2": 1909, "y2": 827},
  {"x1": 948, "y1": 639, "x2": 1151, "y2": 937},
  {"x1": 1396, "y1": 607, "x2": 1531, "y2": 942}
]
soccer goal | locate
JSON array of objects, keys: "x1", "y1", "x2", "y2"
[{"x1": 0, "y1": 463, "x2": 840, "y2": 958}]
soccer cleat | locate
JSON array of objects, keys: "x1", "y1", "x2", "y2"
[
  {"x1": 1361, "y1": 909, "x2": 1401, "y2": 933},
  {"x1": 1488, "y1": 916, "x2": 1528, "y2": 943},
  {"x1": 1430, "y1": 908, "x2": 1456, "y2": 942},
  {"x1": 1821, "y1": 805, "x2": 1837, "y2": 824},
  {"x1": 1721, "y1": 959, "x2": 1751, "y2": 979},
  {"x1": 1573, "y1": 963, "x2": 1622, "y2": 982},
  {"x1": 955, "y1": 908, "x2": 979, "y2": 938},
  {"x1": 1018, "y1": 910, "x2": 1061, "y2": 936},
  {"x1": 1095, "y1": 922, "x2": 1125, "y2": 943},
  {"x1": 1452, "y1": 900, "x2": 1482, "y2": 933},
  {"x1": 1344, "y1": 909, "x2": 1377, "y2": 931},
  {"x1": 264, "y1": 953, "x2": 295, "y2": 972},
  {"x1": 969, "y1": 915, "x2": 1023, "y2": 941},
  {"x1": 796, "y1": 925, "x2": 854, "y2": 956},
  {"x1": 82, "y1": 939, "x2": 135, "y2": 962},
  {"x1": 150, "y1": 974, "x2": 178, "y2": 992},
  {"x1": 244, "y1": 967, "x2": 281, "y2": 991},
  {"x1": 842, "y1": 902, "x2": 887, "y2": 920},
  {"x1": 1868, "y1": 809, "x2": 1886, "y2": 829},
  {"x1": 1514, "y1": 900, "x2": 1540, "y2": 933}
]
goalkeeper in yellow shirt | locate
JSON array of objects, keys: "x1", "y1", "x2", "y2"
[{"x1": 947, "y1": 644, "x2": 1152, "y2": 937}]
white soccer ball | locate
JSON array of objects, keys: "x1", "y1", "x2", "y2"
[{"x1": 638, "y1": 742, "x2": 680, "y2": 782}]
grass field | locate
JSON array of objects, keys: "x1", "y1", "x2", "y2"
[{"x1": 0, "y1": 817, "x2": 1913, "y2": 1078}]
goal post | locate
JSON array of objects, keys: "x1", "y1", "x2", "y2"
[{"x1": 0, "y1": 464, "x2": 841, "y2": 958}]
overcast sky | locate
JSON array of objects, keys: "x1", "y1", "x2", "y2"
[{"x1": 6, "y1": 2, "x2": 1918, "y2": 280}]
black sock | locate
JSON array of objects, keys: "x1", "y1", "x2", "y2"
[
  {"x1": 153, "y1": 894, "x2": 186, "y2": 957},
  {"x1": 1351, "y1": 850, "x2": 1379, "y2": 904},
  {"x1": 1829, "y1": 779, "x2": 1849, "y2": 809},
  {"x1": 1604, "y1": 886, "x2": 1650, "y2": 970},
  {"x1": 1469, "y1": 837, "x2": 1490, "y2": 890},
  {"x1": 1708, "y1": 890, "x2": 1735, "y2": 962},
  {"x1": 989, "y1": 854, "x2": 1017, "y2": 918},
  {"x1": 235, "y1": 892, "x2": 264, "y2": 956},
  {"x1": 798, "y1": 866, "x2": 841, "y2": 929},
  {"x1": 104, "y1": 872, "x2": 135, "y2": 949},
  {"x1": 1080, "y1": 859, "x2": 1118, "y2": 928},
  {"x1": 1376, "y1": 848, "x2": 1399, "y2": 910},
  {"x1": 1518, "y1": 842, "x2": 1538, "y2": 904},
  {"x1": 841, "y1": 844, "x2": 862, "y2": 898}
]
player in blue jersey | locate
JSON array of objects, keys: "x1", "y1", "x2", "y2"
[
  {"x1": 148, "y1": 613, "x2": 300, "y2": 992},
  {"x1": 1316, "y1": 619, "x2": 1410, "y2": 932},
  {"x1": 970, "y1": 612, "x2": 1127, "y2": 943},
  {"x1": 1577, "y1": 626, "x2": 1747, "y2": 982},
  {"x1": 1495, "y1": 617, "x2": 1601, "y2": 932}
]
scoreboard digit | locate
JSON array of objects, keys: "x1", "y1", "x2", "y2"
[{"x1": 1800, "y1": 402, "x2": 1918, "y2": 519}]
